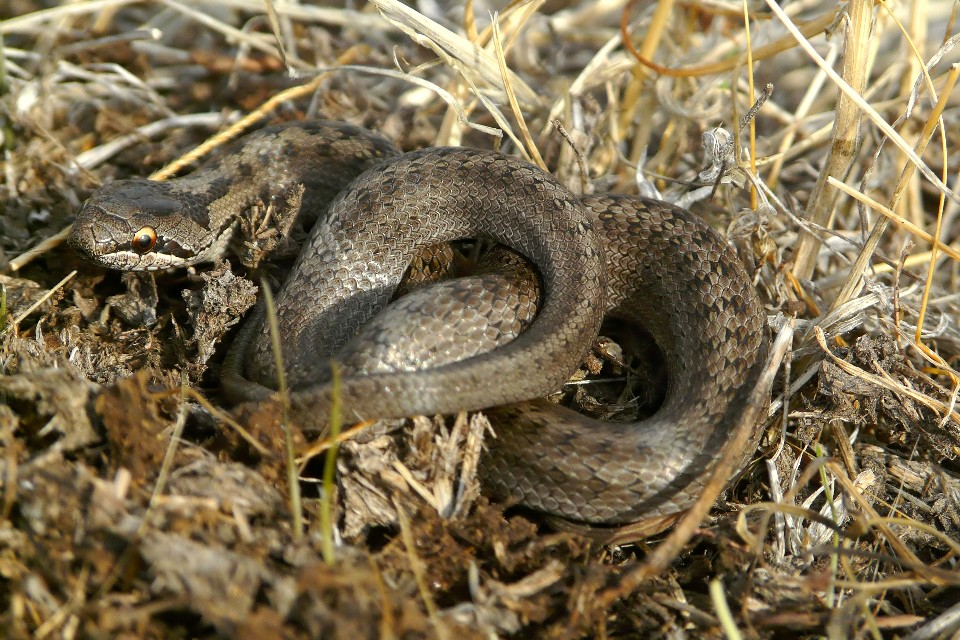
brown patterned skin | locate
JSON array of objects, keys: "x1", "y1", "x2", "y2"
[
  {"x1": 69, "y1": 121, "x2": 767, "y2": 526},
  {"x1": 69, "y1": 121, "x2": 399, "y2": 271},
  {"x1": 333, "y1": 247, "x2": 542, "y2": 374}
]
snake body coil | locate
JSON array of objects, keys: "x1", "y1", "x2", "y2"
[{"x1": 70, "y1": 121, "x2": 768, "y2": 529}]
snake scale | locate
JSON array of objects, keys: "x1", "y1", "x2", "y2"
[{"x1": 69, "y1": 120, "x2": 768, "y2": 529}]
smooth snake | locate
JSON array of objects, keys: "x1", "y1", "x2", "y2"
[{"x1": 69, "y1": 120, "x2": 768, "y2": 530}]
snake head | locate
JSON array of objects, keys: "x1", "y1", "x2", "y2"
[{"x1": 69, "y1": 179, "x2": 230, "y2": 271}]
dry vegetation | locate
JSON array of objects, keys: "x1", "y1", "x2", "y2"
[{"x1": 1, "y1": 0, "x2": 960, "y2": 637}]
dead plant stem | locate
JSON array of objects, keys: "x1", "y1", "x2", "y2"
[{"x1": 791, "y1": 0, "x2": 874, "y2": 281}]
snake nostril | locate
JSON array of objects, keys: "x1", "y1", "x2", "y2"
[
  {"x1": 67, "y1": 222, "x2": 96, "y2": 257},
  {"x1": 68, "y1": 215, "x2": 127, "y2": 263}
]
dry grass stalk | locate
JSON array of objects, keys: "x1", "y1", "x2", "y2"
[{"x1": 790, "y1": 0, "x2": 873, "y2": 281}]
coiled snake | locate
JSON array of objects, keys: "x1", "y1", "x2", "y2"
[{"x1": 69, "y1": 120, "x2": 768, "y2": 531}]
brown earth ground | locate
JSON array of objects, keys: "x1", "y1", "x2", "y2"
[{"x1": 2, "y1": 1, "x2": 960, "y2": 638}]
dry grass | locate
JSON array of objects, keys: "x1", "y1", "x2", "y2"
[{"x1": 1, "y1": 0, "x2": 959, "y2": 637}]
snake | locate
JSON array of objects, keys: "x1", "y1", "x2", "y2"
[{"x1": 69, "y1": 120, "x2": 768, "y2": 530}]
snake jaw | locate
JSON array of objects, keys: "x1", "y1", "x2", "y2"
[{"x1": 68, "y1": 212, "x2": 185, "y2": 270}]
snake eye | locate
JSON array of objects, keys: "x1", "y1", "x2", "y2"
[{"x1": 131, "y1": 226, "x2": 158, "y2": 254}]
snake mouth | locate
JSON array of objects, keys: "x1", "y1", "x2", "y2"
[
  {"x1": 69, "y1": 195, "x2": 208, "y2": 270},
  {"x1": 67, "y1": 214, "x2": 167, "y2": 271}
]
